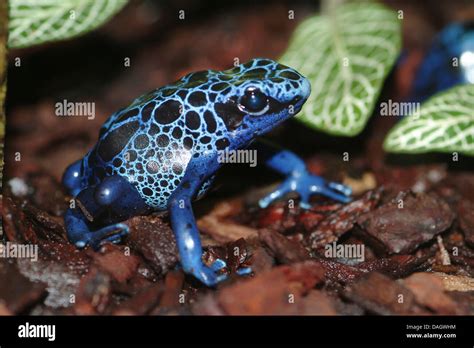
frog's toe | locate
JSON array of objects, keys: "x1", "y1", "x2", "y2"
[
  {"x1": 328, "y1": 181, "x2": 352, "y2": 196},
  {"x1": 101, "y1": 228, "x2": 130, "y2": 245},
  {"x1": 194, "y1": 265, "x2": 228, "y2": 286},
  {"x1": 258, "y1": 181, "x2": 292, "y2": 209},
  {"x1": 74, "y1": 239, "x2": 88, "y2": 249},
  {"x1": 299, "y1": 201, "x2": 313, "y2": 210},
  {"x1": 210, "y1": 258, "x2": 252, "y2": 278},
  {"x1": 236, "y1": 266, "x2": 253, "y2": 276},
  {"x1": 87, "y1": 223, "x2": 130, "y2": 250},
  {"x1": 210, "y1": 258, "x2": 227, "y2": 271},
  {"x1": 318, "y1": 186, "x2": 352, "y2": 204},
  {"x1": 299, "y1": 175, "x2": 352, "y2": 208}
]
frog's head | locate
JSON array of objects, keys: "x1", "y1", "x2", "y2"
[{"x1": 209, "y1": 58, "x2": 310, "y2": 145}]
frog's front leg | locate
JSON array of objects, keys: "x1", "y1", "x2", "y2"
[
  {"x1": 168, "y1": 173, "x2": 229, "y2": 286},
  {"x1": 65, "y1": 175, "x2": 151, "y2": 249},
  {"x1": 254, "y1": 140, "x2": 352, "y2": 209}
]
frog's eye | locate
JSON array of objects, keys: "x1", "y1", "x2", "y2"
[{"x1": 237, "y1": 87, "x2": 269, "y2": 116}]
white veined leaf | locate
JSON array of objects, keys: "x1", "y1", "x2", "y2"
[
  {"x1": 8, "y1": 0, "x2": 128, "y2": 48},
  {"x1": 384, "y1": 84, "x2": 474, "y2": 156},
  {"x1": 280, "y1": 2, "x2": 401, "y2": 136}
]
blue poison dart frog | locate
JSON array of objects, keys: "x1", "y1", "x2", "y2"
[
  {"x1": 411, "y1": 21, "x2": 474, "y2": 102},
  {"x1": 62, "y1": 58, "x2": 352, "y2": 286}
]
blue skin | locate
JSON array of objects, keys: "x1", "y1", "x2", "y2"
[
  {"x1": 411, "y1": 21, "x2": 474, "y2": 102},
  {"x1": 62, "y1": 58, "x2": 352, "y2": 286}
]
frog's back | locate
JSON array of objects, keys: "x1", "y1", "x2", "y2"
[
  {"x1": 83, "y1": 69, "x2": 233, "y2": 209},
  {"x1": 81, "y1": 59, "x2": 298, "y2": 209}
]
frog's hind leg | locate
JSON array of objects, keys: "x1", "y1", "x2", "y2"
[
  {"x1": 65, "y1": 175, "x2": 151, "y2": 250},
  {"x1": 65, "y1": 207, "x2": 129, "y2": 249}
]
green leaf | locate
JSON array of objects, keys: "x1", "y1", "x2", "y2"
[
  {"x1": 384, "y1": 84, "x2": 474, "y2": 156},
  {"x1": 280, "y1": 2, "x2": 401, "y2": 136},
  {"x1": 8, "y1": 0, "x2": 128, "y2": 48}
]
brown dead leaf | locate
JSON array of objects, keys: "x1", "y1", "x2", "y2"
[
  {"x1": 218, "y1": 261, "x2": 324, "y2": 315},
  {"x1": 432, "y1": 272, "x2": 474, "y2": 292},
  {"x1": 197, "y1": 199, "x2": 258, "y2": 243}
]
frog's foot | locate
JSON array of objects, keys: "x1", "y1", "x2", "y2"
[
  {"x1": 209, "y1": 258, "x2": 227, "y2": 271},
  {"x1": 177, "y1": 258, "x2": 251, "y2": 285},
  {"x1": 170, "y1": 177, "x2": 253, "y2": 287},
  {"x1": 258, "y1": 171, "x2": 352, "y2": 209},
  {"x1": 83, "y1": 223, "x2": 130, "y2": 250},
  {"x1": 235, "y1": 267, "x2": 253, "y2": 276},
  {"x1": 65, "y1": 175, "x2": 150, "y2": 250},
  {"x1": 72, "y1": 223, "x2": 129, "y2": 250},
  {"x1": 65, "y1": 208, "x2": 130, "y2": 250}
]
